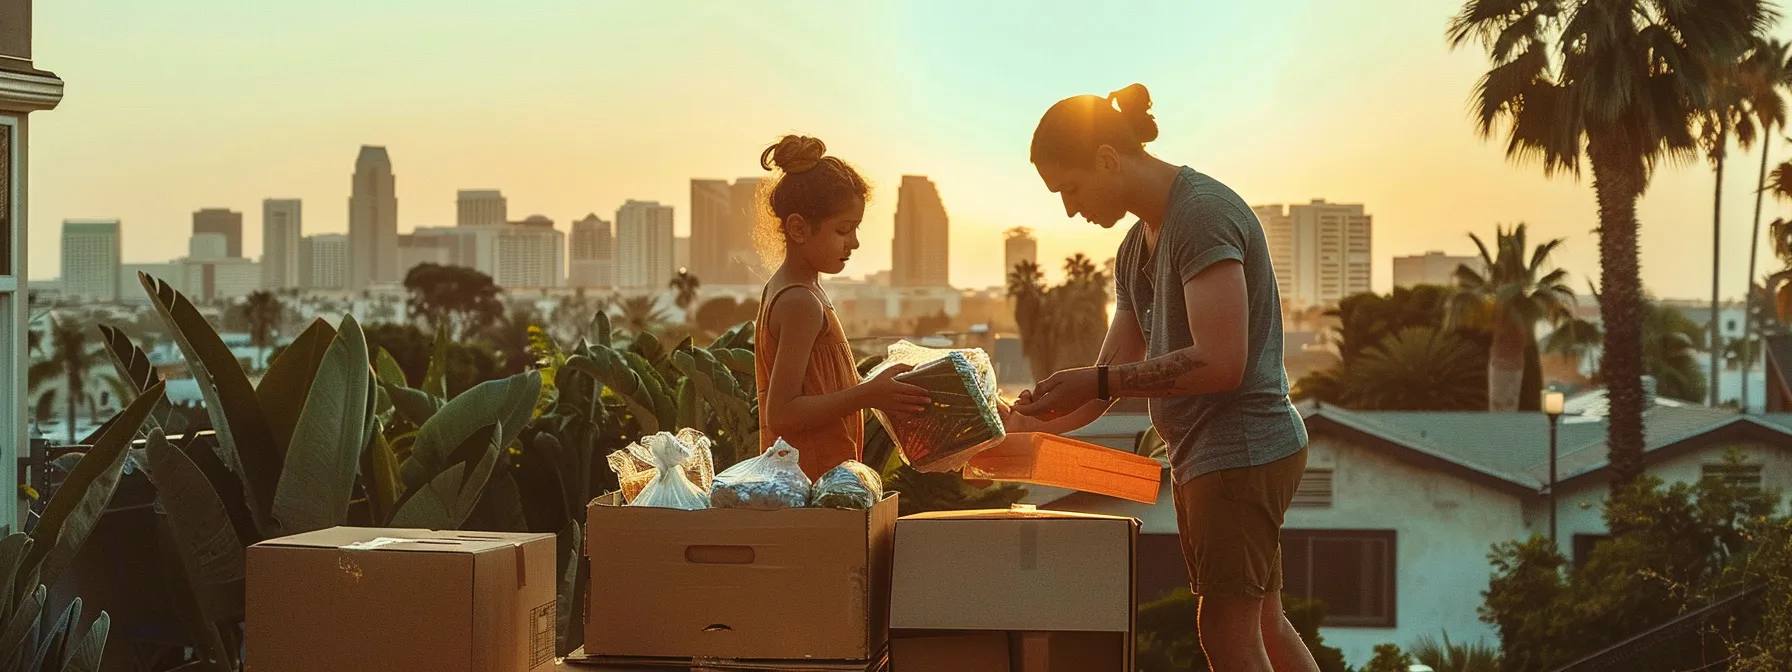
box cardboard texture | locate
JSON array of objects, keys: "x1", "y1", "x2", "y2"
[
  {"x1": 965, "y1": 433, "x2": 1162, "y2": 504},
  {"x1": 890, "y1": 632, "x2": 1011, "y2": 672},
  {"x1": 584, "y1": 492, "x2": 898, "y2": 664},
  {"x1": 246, "y1": 527, "x2": 557, "y2": 672},
  {"x1": 890, "y1": 509, "x2": 1138, "y2": 671}
]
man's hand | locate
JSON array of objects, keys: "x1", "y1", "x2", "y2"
[{"x1": 1012, "y1": 367, "x2": 1099, "y2": 421}]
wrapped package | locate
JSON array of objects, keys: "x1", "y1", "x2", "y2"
[
  {"x1": 865, "y1": 341, "x2": 1006, "y2": 473},
  {"x1": 710, "y1": 439, "x2": 813, "y2": 510},
  {"x1": 810, "y1": 460, "x2": 883, "y2": 510},
  {"x1": 627, "y1": 431, "x2": 711, "y2": 510},
  {"x1": 607, "y1": 428, "x2": 716, "y2": 503}
]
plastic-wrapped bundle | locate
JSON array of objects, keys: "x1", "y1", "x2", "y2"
[
  {"x1": 810, "y1": 460, "x2": 883, "y2": 510},
  {"x1": 607, "y1": 428, "x2": 715, "y2": 503},
  {"x1": 626, "y1": 431, "x2": 712, "y2": 510},
  {"x1": 866, "y1": 342, "x2": 1005, "y2": 473},
  {"x1": 710, "y1": 440, "x2": 813, "y2": 510}
]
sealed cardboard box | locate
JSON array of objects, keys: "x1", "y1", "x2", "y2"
[
  {"x1": 890, "y1": 632, "x2": 1010, "y2": 672},
  {"x1": 964, "y1": 433, "x2": 1162, "y2": 504},
  {"x1": 890, "y1": 509, "x2": 1137, "y2": 670},
  {"x1": 1012, "y1": 632, "x2": 1127, "y2": 672},
  {"x1": 584, "y1": 492, "x2": 898, "y2": 664},
  {"x1": 247, "y1": 527, "x2": 557, "y2": 672}
]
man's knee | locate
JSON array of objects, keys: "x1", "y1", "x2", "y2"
[{"x1": 1197, "y1": 593, "x2": 1265, "y2": 638}]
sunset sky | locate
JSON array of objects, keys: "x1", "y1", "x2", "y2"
[{"x1": 27, "y1": 0, "x2": 1792, "y2": 300}]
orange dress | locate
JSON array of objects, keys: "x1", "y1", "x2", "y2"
[{"x1": 755, "y1": 283, "x2": 865, "y2": 479}]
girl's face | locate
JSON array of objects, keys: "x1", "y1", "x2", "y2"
[{"x1": 787, "y1": 196, "x2": 866, "y2": 275}]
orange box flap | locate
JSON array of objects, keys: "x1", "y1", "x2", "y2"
[{"x1": 964, "y1": 433, "x2": 1162, "y2": 504}]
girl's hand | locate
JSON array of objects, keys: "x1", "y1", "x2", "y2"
[
  {"x1": 860, "y1": 364, "x2": 931, "y2": 415},
  {"x1": 999, "y1": 398, "x2": 1037, "y2": 433}
]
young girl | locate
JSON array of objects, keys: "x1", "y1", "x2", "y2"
[{"x1": 753, "y1": 135, "x2": 929, "y2": 479}]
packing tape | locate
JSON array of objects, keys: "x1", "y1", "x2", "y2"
[{"x1": 340, "y1": 537, "x2": 410, "y2": 551}]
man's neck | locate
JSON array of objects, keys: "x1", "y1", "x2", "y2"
[{"x1": 1128, "y1": 158, "x2": 1183, "y2": 235}]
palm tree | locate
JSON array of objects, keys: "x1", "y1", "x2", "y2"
[
  {"x1": 1007, "y1": 259, "x2": 1051, "y2": 376},
  {"x1": 1344, "y1": 326, "x2": 1488, "y2": 411},
  {"x1": 1699, "y1": 38, "x2": 1785, "y2": 406},
  {"x1": 669, "y1": 268, "x2": 701, "y2": 322},
  {"x1": 243, "y1": 290, "x2": 282, "y2": 372},
  {"x1": 1447, "y1": 224, "x2": 1575, "y2": 411},
  {"x1": 1642, "y1": 299, "x2": 1708, "y2": 403},
  {"x1": 27, "y1": 319, "x2": 103, "y2": 444},
  {"x1": 1448, "y1": 0, "x2": 1769, "y2": 490},
  {"x1": 1741, "y1": 38, "x2": 1792, "y2": 412},
  {"x1": 612, "y1": 295, "x2": 671, "y2": 337}
]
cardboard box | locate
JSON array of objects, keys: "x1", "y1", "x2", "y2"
[
  {"x1": 890, "y1": 509, "x2": 1137, "y2": 671},
  {"x1": 964, "y1": 433, "x2": 1162, "y2": 504},
  {"x1": 584, "y1": 492, "x2": 898, "y2": 664},
  {"x1": 247, "y1": 527, "x2": 557, "y2": 672},
  {"x1": 890, "y1": 632, "x2": 1010, "y2": 672},
  {"x1": 1012, "y1": 632, "x2": 1127, "y2": 672}
]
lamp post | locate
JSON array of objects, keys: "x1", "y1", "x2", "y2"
[{"x1": 1544, "y1": 391, "x2": 1565, "y2": 548}]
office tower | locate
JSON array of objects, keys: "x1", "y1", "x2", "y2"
[
  {"x1": 1393, "y1": 251, "x2": 1482, "y2": 289},
  {"x1": 494, "y1": 216, "x2": 565, "y2": 289},
  {"x1": 730, "y1": 178, "x2": 764, "y2": 281},
  {"x1": 349, "y1": 145, "x2": 398, "y2": 289},
  {"x1": 304, "y1": 233, "x2": 351, "y2": 290},
  {"x1": 189, "y1": 233, "x2": 228, "y2": 260},
  {"x1": 692, "y1": 178, "x2": 762, "y2": 284},
  {"x1": 1254, "y1": 199, "x2": 1372, "y2": 308},
  {"x1": 1004, "y1": 227, "x2": 1038, "y2": 276},
  {"x1": 569, "y1": 214, "x2": 615, "y2": 288},
  {"x1": 397, "y1": 233, "x2": 451, "y2": 282},
  {"x1": 617, "y1": 200, "x2": 674, "y2": 289},
  {"x1": 60, "y1": 219, "x2": 120, "y2": 302},
  {"x1": 192, "y1": 208, "x2": 243, "y2": 258},
  {"x1": 457, "y1": 189, "x2": 507, "y2": 228},
  {"x1": 262, "y1": 199, "x2": 302, "y2": 289},
  {"x1": 893, "y1": 175, "x2": 950, "y2": 288}
]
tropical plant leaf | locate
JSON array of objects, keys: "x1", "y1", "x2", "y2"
[
  {"x1": 401, "y1": 373, "x2": 540, "y2": 493},
  {"x1": 630, "y1": 332, "x2": 668, "y2": 372},
  {"x1": 271, "y1": 316, "x2": 372, "y2": 536},
  {"x1": 256, "y1": 319, "x2": 337, "y2": 466},
  {"x1": 384, "y1": 384, "x2": 444, "y2": 427},
  {"x1": 591, "y1": 312, "x2": 613, "y2": 349},
  {"x1": 562, "y1": 350, "x2": 668, "y2": 434},
  {"x1": 422, "y1": 323, "x2": 450, "y2": 399},
  {"x1": 97, "y1": 324, "x2": 158, "y2": 397},
  {"x1": 24, "y1": 382, "x2": 163, "y2": 594},
  {"x1": 465, "y1": 471, "x2": 528, "y2": 533},
  {"x1": 390, "y1": 424, "x2": 499, "y2": 529},
  {"x1": 374, "y1": 347, "x2": 408, "y2": 388},
  {"x1": 363, "y1": 421, "x2": 403, "y2": 526},
  {"x1": 709, "y1": 347, "x2": 755, "y2": 377},
  {"x1": 0, "y1": 585, "x2": 46, "y2": 663},
  {"x1": 711, "y1": 320, "x2": 754, "y2": 350},
  {"x1": 147, "y1": 429, "x2": 246, "y2": 621},
  {"x1": 555, "y1": 519, "x2": 583, "y2": 656},
  {"x1": 62, "y1": 610, "x2": 110, "y2": 672},
  {"x1": 30, "y1": 595, "x2": 81, "y2": 671},
  {"x1": 673, "y1": 349, "x2": 756, "y2": 464},
  {"x1": 139, "y1": 273, "x2": 281, "y2": 532},
  {"x1": 0, "y1": 533, "x2": 29, "y2": 618},
  {"x1": 625, "y1": 351, "x2": 678, "y2": 429}
]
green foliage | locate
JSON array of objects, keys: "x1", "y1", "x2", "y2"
[
  {"x1": 1409, "y1": 631, "x2": 1501, "y2": 672},
  {"x1": 361, "y1": 322, "x2": 496, "y2": 398},
  {"x1": 1641, "y1": 298, "x2": 1708, "y2": 403},
  {"x1": 1134, "y1": 588, "x2": 1348, "y2": 672},
  {"x1": 403, "y1": 263, "x2": 504, "y2": 340},
  {"x1": 1364, "y1": 643, "x2": 1413, "y2": 672},
  {"x1": 1294, "y1": 285, "x2": 1493, "y2": 410},
  {"x1": 1007, "y1": 254, "x2": 1111, "y2": 379}
]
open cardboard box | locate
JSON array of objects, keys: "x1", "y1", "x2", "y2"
[
  {"x1": 246, "y1": 527, "x2": 557, "y2": 672},
  {"x1": 578, "y1": 492, "x2": 898, "y2": 668},
  {"x1": 964, "y1": 432, "x2": 1162, "y2": 504},
  {"x1": 889, "y1": 508, "x2": 1138, "y2": 671}
]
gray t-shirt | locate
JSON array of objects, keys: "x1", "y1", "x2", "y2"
[{"x1": 1114, "y1": 167, "x2": 1307, "y2": 483}]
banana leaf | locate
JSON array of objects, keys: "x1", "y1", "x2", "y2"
[
  {"x1": 391, "y1": 424, "x2": 500, "y2": 529},
  {"x1": 146, "y1": 430, "x2": 245, "y2": 621},
  {"x1": 401, "y1": 372, "x2": 539, "y2": 494},
  {"x1": 256, "y1": 319, "x2": 337, "y2": 465},
  {"x1": 270, "y1": 316, "x2": 372, "y2": 536}
]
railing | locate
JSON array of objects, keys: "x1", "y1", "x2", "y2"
[{"x1": 1549, "y1": 584, "x2": 1766, "y2": 671}]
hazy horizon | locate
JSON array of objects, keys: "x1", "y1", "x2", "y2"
[{"x1": 26, "y1": 0, "x2": 1792, "y2": 301}]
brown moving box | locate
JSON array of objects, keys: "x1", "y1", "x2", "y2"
[
  {"x1": 583, "y1": 492, "x2": 898, "y2": 665},
  {"x1": 890, "y1": 632, "x2": 1010, "y2": 672},
  {"x1": 889, "y1": 509, "x2": 1137, "y2": 671},
  {"x1": 246, "y1": 527, "x2": 557, "y2": 672},
  {"x1": 964, "y1": 433, "x2": 1163, "y2": 504},
  {"x1": 1012, "y1": 631, "x2": 1127, "y2": 672}
]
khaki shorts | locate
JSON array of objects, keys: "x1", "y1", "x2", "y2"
[{"x1": 1171, "y1": 447, "x2": 1307, "y2": 597}]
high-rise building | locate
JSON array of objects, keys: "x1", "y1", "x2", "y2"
[
  {"x1": 192, "y1": 208, "x2": 244, "y2": 258},
  {"x1": 569, "y1": 214, "x2": 615, "y2": 288},
  {"x1": 457, "y1": 189, "x2": 507, "y2": 228},
  {"x1": 691, "y1": 178, "x2": 762, "y2": 284},
  {"x1": 261, "y1": 199, "x2": 302, "y2": 290},
  {"x1": 304, "y1": 234, "x2": 351, "y2": 290},
  {"x1": 494, "y1": 216, "x2": 565, "y2": 289},
  {"x1": 349, "y1": 146, "x2": 398, "y2": 289},
  {"x1": 893, "y1": 175, "x2": 950, "y2": 288},
  {"x1": 60, "y1": 219, "x2": 120, "y2": 302},
  {"x1": 1004, "y1": 227, "x2": 1038, "y2": 277},
  {"x1": 189, "y1": 233, "x2": 228, "y2": 260},
  {"x1": 409, "y1": 226, "x2": 499, "y2": 275},
  {"x1": 675, "y1": 236, "x2": 690, "y2": 273},
  {"x1": 1254, "y1": 199, "x2": 1372, "y2": 308},
  {"x1": 178, "y1": 257, "x2": 259, "y2": 302},
  {"x1": 1393, "y1": 251, "x2": 1482, "y2": 289},
  {"x1": 731, "y1": 178, "x2": 764, "y2": 280},
  {"x1": 617, "y1": 200, "x2": 675, "y2": 289},
  {"x1": 397, "y1": 233, "x2": 451, "y2": 282}
]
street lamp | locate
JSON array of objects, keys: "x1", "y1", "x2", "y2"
[{"x1": 1544, "y1": 391, "x2": 1565, "y2": 549}]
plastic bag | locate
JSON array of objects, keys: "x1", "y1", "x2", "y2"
[
  {"x1": 627, "y1": 431, "x2": 711, "y2": 510},
  {"x1": 607, "y1": 428, "x2": 716, "y2": 503},
  {"x1": 865, "y1": 341, "x2": 1005, "y2": 473},
  {"x1": 710, "y1": 439, "x2": 813, "y2": 510},
  {"x1": 811, "y1": 460, "x2": 883, "y2": 510}
]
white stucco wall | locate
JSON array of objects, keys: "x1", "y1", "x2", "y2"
[{"x1": 1548, "y1": 440, "x2": 1792, "y2": 549}]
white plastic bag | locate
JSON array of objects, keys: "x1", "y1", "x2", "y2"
[
  {"x1": 811, "y1": 460, "x2": 883, "y2": 510},
  {"x1": 628, "y1": 431, "x2": 711, "y2": 510},
  {"x1": 863, "y1": 341, "x2": 1006, "y2": 473},
  {"x1": 608, "y1": 428, "x2": 716, "y2": 503},
  {"x1": 710, "y1": 439, "x2": 813, "y2": 510}
]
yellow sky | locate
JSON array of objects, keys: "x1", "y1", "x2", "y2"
[{"x1": 26, "y1": 0, "x2": 1792, "y2": 300}]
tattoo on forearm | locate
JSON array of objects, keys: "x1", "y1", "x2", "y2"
[{"x1": 1116, "y1": 352, "x2": 1207, "y2": 397}]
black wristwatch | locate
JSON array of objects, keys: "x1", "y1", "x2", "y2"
[{"x1": 1097, "y1": 365, "x2": 1110, "y2": 401}]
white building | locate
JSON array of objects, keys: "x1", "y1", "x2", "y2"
[
  {"x1": 569, "y1": 213, "x2": 615, "y2": 289},
  {"x1": 60, "y1": 219, "x2": 120, "y2": 302},
  {"x1": 396, "y1": 233, "x2": 452, "y2": 282},
  {"x1": 304, "y1": 233, "x2": 350, "y2": 290},
  {"x1": 1256, "y1": 199, "x2": 1373, "y2": 308},
  {"x1": 495, "y1": 216, "x2": 564, "y2": 289},
  {"x1": 262, "y1": 198, "x2": 302, "y2": 290},
  {"x1": 457, "y1": 189, "x2": 506, "y2": 228},
  {"x1": 617, "y1": 200, "x2": 674, "y2": 289},
  {"x1": 178, "y1": 257, "x2": 260, "y2": 301},
  {"x1": 1045, "y1": 404, "x2": 1792, "y2": 668},
  {"x1": 6, "y1": 6, "x2": 69, "y2": 530},
  {"x1": 1393, "y1": 251, "x2": 1481, "y2": 289},
  {"x1": 188, "y1": 232, "x2": 228, "y2": 260}
]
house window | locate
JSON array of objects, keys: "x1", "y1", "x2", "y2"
[
  {"x1": 1292, "y1": 469, "x2": 1334, "y2": 508},
  {"x1": 1281, "y1": 529, "x2": 1396, "y2": 627},
  {"x1": 1703, "y1": 463, "x2": 1763, "y2": 490},
  {"x1": 1573, "y1": 533, "x2": 1612, "y2": 571}
]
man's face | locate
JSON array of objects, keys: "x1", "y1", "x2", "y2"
[{"x1": 1035, "y1": 148, "x2": 1129, "y2": 228}]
